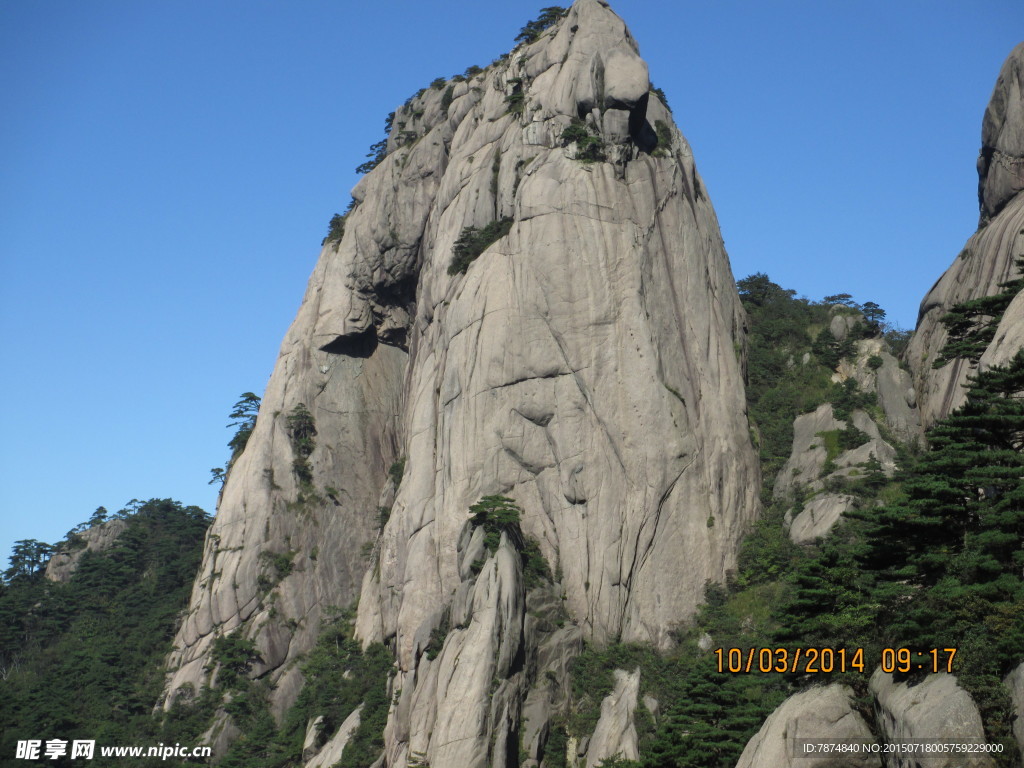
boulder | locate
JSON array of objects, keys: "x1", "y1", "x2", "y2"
[
  {"x1": 869, "y1": 669, "x2": 995, "y2": 768},
  {"x1": 735, "y1": 684, "x2": 879, "y2": 768}
]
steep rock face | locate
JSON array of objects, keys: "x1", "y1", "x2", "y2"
[
  {"x1": 350, "y1": 1, "x2": 758, "y2": 764},
  {"x1": 979, "y1": 42, "x2": 1024, "y2": 223},
  {"x1": 161, "y1": 200, "x2": 409, "y2": 717},
  {"x1": 734, "y1": 684, "x2": 879, "y2": 768},
  {"x1": 909, "y1": 44, "x2": 1024, "y2": 428},
  {"x1": 869, "y1": 670, "x2": 995, "y2": 768},
  {"x1": 163, "y1": 0, "x2": 759, "y2": 760},
  {"x1": 45, "y1": 518, "x2": 128, "y2": 582}
]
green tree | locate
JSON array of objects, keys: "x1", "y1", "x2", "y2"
[
  {"x1": 469, "y1": 495, "x2": 524, "y2": 551},
  {"x1": 860, "y1": 301, "x2": 885, "y2": 327},
  {"x1": 515, "y1": 6, "x2": 568, "y2": 44},
  {"x1": 3, "y1": 540, "x2": 53, "y2": 583},
  {"x1": 87, "y1": 506, "x2": 109, "y2": 526},
  {"x1": 227, "y1": 392, "x2": 261, "y2": 462}
]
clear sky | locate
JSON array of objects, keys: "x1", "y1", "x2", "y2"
[{"x1": 1, "y1": 1, "x2": 1021, "y2": 560}]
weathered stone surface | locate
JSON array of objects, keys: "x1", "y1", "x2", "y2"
[
  {"x1": 200, "y1": 711, "x2": 241, "y2": 761},
  {"x1": 345, "y1": 1, "x2": 759, "y2": 764},
  {"x1": 979, "y1": 43, "x2": 1024, "y2": 222},
  {"x1": 774, "y1": 404, "x2": 895, "y2": 503},
  {"x1": 786, "y1": 494, "x2": 856, "y2": 544},
  {"x1": 45, "y1": 518, "x2": 128, "y2": 582},
  {"x1": 585, "y1": 668, "x2": 640, "y2": 767},
  {"x1": 830, "y1": 310, "x2": 863, "y2": 343},
  {"x1": 909, "y1": 43, "x2": 1024, "y2": 429},
  {"x1": 908, "y1": 193, "x2": 1024, "y2": 428},
  {"x1": 870, "y1": 669, "x2": 995, "y2": 768},
  {"x1": 305, "y1": 705, "x2": 363, "y2": 768},
  {"x1": 164, "y1": 0, "x2": 760, "y2": 761},
  {"x1": 1005, "y1": 661, "x2": 1024, "y2": 757},
  {"x1": 979, "y1": 289, "x2": 1024, "y2": 371},
  {"x1": 774, "y1": 404, "x2": 843, "y2": 499},
  {"x1": 735, "y1": 684, "x2": 879, "y2": 768},
  {"x1": 302, "y1": 716, "x2": 323, "y2": 762}
]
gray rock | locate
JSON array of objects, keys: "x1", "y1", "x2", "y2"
[
  {"x1": 735, "y1": 684, "x2": 879, "y2": 768},
  {"x1": 305, "y1": 705, "x2": 363, "y2": 768},
  {"x1": 869, "y1": 669, "x2": 995, "y2": 768},
  {"x1": 642, "y1": 694, "x2": 660, "y2": 723},
  {"x1": 872, "y1": 350, "x2": 923, "y2": 445},
  {"x1": 830, "y1": 311, "x2": 863, "y2": 342},
  {"x1": 603, "y1": 48, "x2": 649, "y2": 110},
  {"x1": 774, "y1": 404, "x2": 843, "y2": 499},
  {"x1": 164, "y1": 0, "x2": 760, "y2": 759},
  {"x1": 775, "y1": 403, "x2": 896, "y2": 504},
  {"x1": 1004, "y1": 661, "x2": 1024, "y2": 757},
  {"x1": 302, "y1": 716, "x2": 323, "y2": 762},
  {"x1": 979, "y1": 289, "x2": 1024, "y2": 372},
  {"x1": 586, "y1": 668, "x2": 640, "y2": 767},
  {"x1": 908, "y1": 192, "x2": 1024, "y2": 429},
  {"x1": 909, "y1": 43, "x2": 1024, "y2": 429},
  {"x1": 786, "y1": 494, "x2": 856, "y2": 544},
  {"x1": 979, "y1": 43, "x2": 1024, "y2": 222},
  {"x1": 45, "y1": 519, "x2": 128, "y2": 582},
  {"x1": 200, "y1": 711, "x2": 241, "y2": 761}
]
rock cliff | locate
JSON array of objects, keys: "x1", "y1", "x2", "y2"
[
  {"x1": 45, "y1": 518, "x2": 128, "y2": 582},
  {"x1": 161, "y1": 1, "x2": 760, "y2": 763},
  {"x1": 908, "y1": 43, "x2": 1024, "y2": 428}
]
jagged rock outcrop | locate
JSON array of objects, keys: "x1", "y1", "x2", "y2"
[
  {"x1": 304, "y1": 705, "x2": 363, "y2": 768},
  {"x1": 837, "y1": 338, "x2": 921, "y2": 445},
  {"x1": 734, "y1": 684, "x2": 879, "y2": 768},
  {"x1": 909, "y1": 43, "x2": 1024, "y2": 428},
  {"x1": 585, "y1": 668, "x2": 640, "y2": 767},
  {"x1": 869, "y1": 670, "x2": 995, "y2": 768},
  {"x1": 774, "y1": 404, "x2": 896, "y2": 501},
  {"x1": 786, "y1": 493, "x2": 857, "y2": 544},
  {"x1": 979, "y1": 43, "x2": 1024, "y2": 224},
  {"x1": 45, "y1": 518, "x2": 128, "y2": 582},
  {"x1": 162, "y1": 1, "x2": 760, "y2": 761}
]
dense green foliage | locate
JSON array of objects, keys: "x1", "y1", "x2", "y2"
[
  {"x1": 448, "y1": 217, "x2": 514, "y2": 275},
  {"x1": 285, "y1": 402, "x2": 317, "y2": 497},
  {"x1": 560, "y1": 118, "x2": 606, "y2": 163},
  {"x1": 208, "y1": 609, "x2": 393, "y2": 768},
  {"x1": 561, "y1": 581, "x2": 790, "y2": 767},
  {"x1": 552, "y1": 274, "x2": 1023, "y2": 767},
  {"x1": 778, "y1": 353, "x2": 1024, "y2": 761},
  {"x1": 467, "y1": 496, "x2": 551, "y2": 587},
  {"x1": 0, "y1": 500, "x2": 211, "y2": 766},
  {"x1": 739, "y1": 273, "x2": 841, "y2": 483}
]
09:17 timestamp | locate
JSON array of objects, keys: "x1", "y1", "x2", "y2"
[{"x1": 713, "y1": 647, "x2": 957, "y2": 674}]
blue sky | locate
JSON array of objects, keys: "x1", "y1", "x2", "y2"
[{"x1": 1, "y1": 1, "x2": 1021, "y2": 559}]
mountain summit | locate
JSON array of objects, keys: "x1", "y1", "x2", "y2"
[{"x1": 163, "y1": 1, "x2": 760, "y2": 764}]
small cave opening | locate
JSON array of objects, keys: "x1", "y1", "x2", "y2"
[{"x1": 320, "y1": 328, "x2": 378, "y2": 358}]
